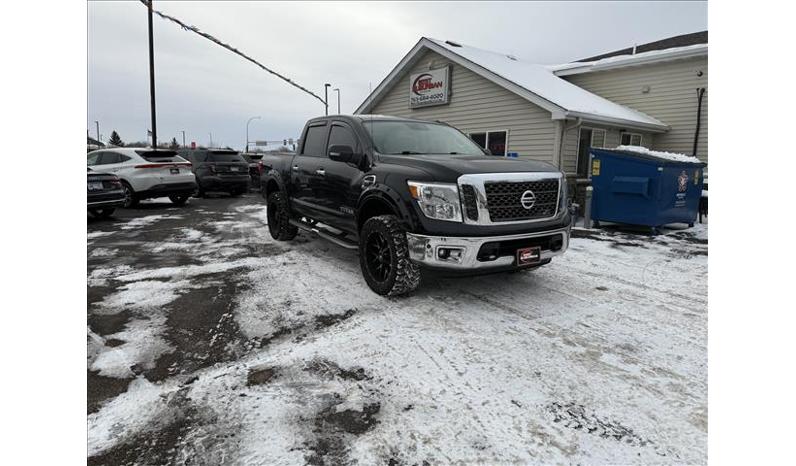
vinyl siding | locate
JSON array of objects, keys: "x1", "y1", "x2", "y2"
[
  {"x1": 563, "y1": 56, "x2": 708, "y2": 164},
  {"x1": 368, "y1": 50, "x2": 558, "y2": 164}
]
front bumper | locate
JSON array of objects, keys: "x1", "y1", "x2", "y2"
[{"x1": 406, "y1": 227, "x2": 570, "y2": 270}]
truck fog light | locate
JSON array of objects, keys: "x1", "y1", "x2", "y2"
[
  {"x1": 407, "y1": 235, "x2": 428, "y2": 260},
  {"x1": 550, "y1": 235, "x2": 563, "y2": 251},
  {"x1": 437, "y1": 247, "x2": 464, "y2": 263}
]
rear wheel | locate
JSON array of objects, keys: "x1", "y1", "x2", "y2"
[
  {"x1": 359, "y1": 215, "x2": 420, "y2": 296},
  {"x1": 267, "y1": 191, "x2": 298, "y2": 241},
  {"x1": 89, "y1": 208, "x2": 115, "y2": 219},
  {"x1": 121, "y1": 182, "x2": 138, "y2": 208},
  {"x1": 169, "y1": 195, "x2": 189, "y2": 206}
]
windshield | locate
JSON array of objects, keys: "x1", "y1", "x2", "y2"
[
  {"x1": 364, "y1": 121, "x2": 486, "y2": 156},
  {"x1": 209, "y1": 151, "x2": 245, "y2": 162},
  {"x1": 135, "y1": 150, "x2": 185, "y2": 163}
]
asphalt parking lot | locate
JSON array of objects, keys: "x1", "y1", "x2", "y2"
[{"x1": 87, "y1": 193, "x2": 707, "y2": 465}]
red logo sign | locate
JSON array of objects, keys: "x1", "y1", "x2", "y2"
[{"x1": 412, "y1": 73, "x2": 443, "y2": 95}]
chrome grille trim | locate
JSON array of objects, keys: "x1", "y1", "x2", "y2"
[{"x1": 457, "y1": 172, "x2": 563, "y2": 226}]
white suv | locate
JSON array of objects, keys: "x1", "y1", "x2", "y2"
[{"x1": 87, "y1": 148, "x2": 197, "y2": 208}]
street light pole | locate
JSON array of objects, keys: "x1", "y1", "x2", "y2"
[
  {"x1": 246, "y1": 116, "x2": 261, "y2": 153},
  {"x1": 95, "y1": 121, "x2": 100, "y2": 143},
  {"x1": 147, "y1": 0, "x2": 158, "y2": 149},
  {"x1": 181, "y1": 130, "x2": 186, "y2": 148},
  {"x1": 324, "y1": 83, "x2": 331, "y2": 116},
  {"x1": 333, "y1": 88, "x2": 341, "y2": 114}
]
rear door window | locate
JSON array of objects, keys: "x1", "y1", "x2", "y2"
[
  {"x1": 87, "y1": 152, "x2": 100, "y2": 166},
  {"x1": 97, "y1": 152, "x2": 120, "y2": 165},
  {"x1": 301, "y1": 125, "x2": 328, "y2": 156}
]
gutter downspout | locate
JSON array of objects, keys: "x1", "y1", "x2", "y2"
[{"x1": 692, "y1": 88, "x2": 706, "y2": 157}]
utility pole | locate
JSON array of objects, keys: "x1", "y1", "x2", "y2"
[
  {"x1": 209, "y1": 132, "x2": 213, "y2": 147},
  {"x1": 333, "y1": 88, "x2": 340, "y2": 114},
  {"x1": 324, "y1": 83, "x2": 331, "y2": 116},
  {"x1": 95, "y1": 121, "x2": 100, "y2": 143},
  {"x1": 181, "y1": 130, "x2": 186, "y2": 148},
  {"x1": 147, "y1": 0, "x2": 158, "y2": 149}
]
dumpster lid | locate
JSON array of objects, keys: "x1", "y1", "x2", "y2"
[{"x1": 598, "y1": 145, "x2": 705, "y2": 165}]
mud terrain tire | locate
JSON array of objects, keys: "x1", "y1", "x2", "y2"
[
  {"x1": 267, "y1": 191, "x2": 298, "y2": 241},
  {"x1": 359, "y1": 215, "x2": 420, "y2": 296}
]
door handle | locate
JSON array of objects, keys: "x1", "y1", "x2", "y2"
[
  {"x1": 315, "y1": 169, "x2": 326, "y2": 176},
  {"x1": 292, "y1": 165, "x2": 299, "y2": 172}
]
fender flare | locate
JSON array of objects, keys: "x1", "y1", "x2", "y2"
[
  {"x1": 261, "y1": 170, "x2": 288, "y2": 200},
  {"x1": 356, "y1": 184, "x2": 419, "y2": 232}
]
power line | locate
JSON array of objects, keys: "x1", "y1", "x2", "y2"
[{"x1": 139, "y1": 0, "x2": 326, "y2": 106}]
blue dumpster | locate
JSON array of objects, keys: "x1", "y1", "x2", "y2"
[{"x1": 589, "y1": 147, "x2": 706, "y2": 232}]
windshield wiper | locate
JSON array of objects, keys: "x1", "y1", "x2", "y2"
[{"x1": 387, "y1": 151, "x2": 425, "y2": 155}]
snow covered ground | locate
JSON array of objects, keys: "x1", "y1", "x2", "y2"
[{"x1": 87, "y1": 195, "x2": 707, "y2": 465}]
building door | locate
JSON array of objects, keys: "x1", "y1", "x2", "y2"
[{"x1": 577, "y1": 128, "x2": 593, "y2": 178}]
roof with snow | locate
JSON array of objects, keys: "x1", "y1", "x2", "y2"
[
  {"x1": 550, "y1": 43, "x2": 707, "y2": 77},
  {"x1": 356, "y1": 37, "x2": 668, "y2": 132},
  {"x1": 577, "y1": 30, "x2": 707, "y2": 62}
]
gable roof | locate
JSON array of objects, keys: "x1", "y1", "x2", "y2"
[
  {"x1": 578, "y1": 30, "x2": 707, "y2": 62},
  {"x1": 356, "y1": 37, "x2": 667, "y2": 132}
]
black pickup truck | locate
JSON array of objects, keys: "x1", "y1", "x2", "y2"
[{"x1": 260, "y1": 115, "x2": 571, "y2": 295}]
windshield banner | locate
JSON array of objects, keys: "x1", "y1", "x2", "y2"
[{"x1": 409, "y1": 66, "x2": 451, "y2": 108}]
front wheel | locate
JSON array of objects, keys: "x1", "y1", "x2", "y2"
[
  {"x1": 267, "y1": 191, "x2": 298, "y2": 241},
  {"x1": 169, "y1": 194, "x2": 190, "y2": 206},
  {"x1": 359, "y1": 215, "x2": 421, "y2": 296}
]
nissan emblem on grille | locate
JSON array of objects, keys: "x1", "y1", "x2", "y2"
[{"x1": 520, "y1": 190, "x2": 536, "y2": 210}]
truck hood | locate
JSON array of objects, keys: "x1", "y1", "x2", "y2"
[{"x1": 377, "y1": 153, "x2": 559, "y2": 181}]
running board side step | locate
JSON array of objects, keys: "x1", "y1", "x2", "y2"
[{"x1": 289, "y1": 219, "x2": 358, "y2": 250}]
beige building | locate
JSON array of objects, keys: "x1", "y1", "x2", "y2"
[{"x1": 356, "y1": 32, "x2": 708, "y2": 186}]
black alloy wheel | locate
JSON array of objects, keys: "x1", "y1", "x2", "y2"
[
  {"x1": 121, "y1": 182, "x2": 138, "y2": 208},
  {"x1": 365, "y1": 231, "x2": 393, "y2": 283}
]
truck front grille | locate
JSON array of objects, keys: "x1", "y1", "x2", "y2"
[
  {"x1": 460, "y1": 184, "x2": 479, "y2": 221},
  {"x1": 484, "y1": 179, "x2": 559, "y2": 222}
]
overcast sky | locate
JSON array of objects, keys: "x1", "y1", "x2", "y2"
[{"x1": 88, "y1": 1, "x2": 707, "y2": 150}]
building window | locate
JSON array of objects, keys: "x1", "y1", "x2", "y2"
[
  {"x1": 469, "y1": 131, "x2": 508, "y2": 156},
  {"x1": 620, "y1": 132, "x2": 643, "y2": 146},
  {"x1": 470, "y1": 133, "x2": 486, "y2": 149},
  {"x1": 591, "y1": 129, "x2": 606, "y2": 148}
]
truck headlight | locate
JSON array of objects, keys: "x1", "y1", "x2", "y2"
[
  {"x1": 407, "y1": 181, "x2": 462, "y2": 222},
  {"x1": 559, "y1": 176, "x2": 570, "y2": 213}
]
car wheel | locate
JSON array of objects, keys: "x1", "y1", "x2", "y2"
[
  {"x1": 121, "y1": 182, "x2": 138, "y2": 208},
  {"x1": 267, "y1": 191, "x2": 298, "y2": 241},
  {"x1": 359, "y1": 215, "x2": 421, "y2": 296},
  {"x1": 169, "y1": 195, "x2": 189, "y2": 206},
  {"x1": 89, "y1": 208, "x2": 115, "y2": 219}
]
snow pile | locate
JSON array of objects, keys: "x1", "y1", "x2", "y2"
[
  {"x1": 614, "y1": 145, "x2": 703, "y2": 164},
  {"x1": 90, "y1": 315, "x2": 173, "y2": 378},
  {"x1": 88, "y1": 378, "x2": 178, "y2": 456}
]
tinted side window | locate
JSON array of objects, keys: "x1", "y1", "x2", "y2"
[
  {"x1": 301, "y1": 125, "x2": 327, "y2": 156},
  {"x1": 327, "y1": 125, "x2": 357, "y2": 155},
  {"x1": 98, "y1": 152, "x2": 120, "y2": 165},
  {"x1": 87, "y1": 152, "x2": 100, "y2": 166}
]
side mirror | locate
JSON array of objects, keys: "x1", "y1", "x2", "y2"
[
  {"x1": 328, "y1": 144, "x2": 354, "y2": 162},
  {"x1": 329, "y1": 145, "x2": 364, "y2": 166}
]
